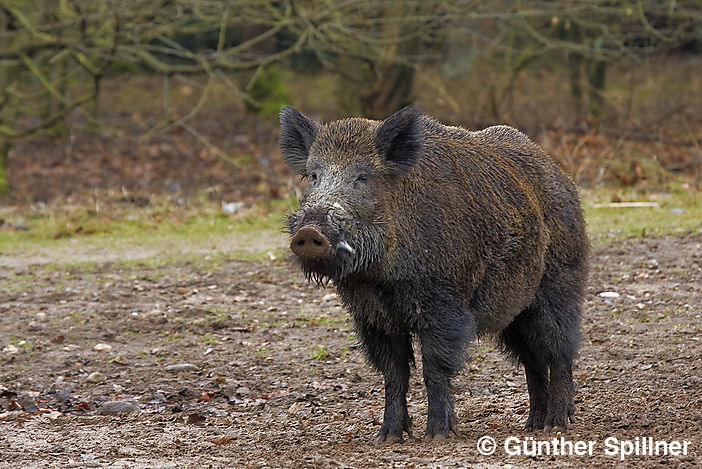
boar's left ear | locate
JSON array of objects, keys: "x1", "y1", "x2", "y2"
[
  {"x1": 375, "y1": 106, "x2": 423, "y2": 176},
  {"x1": 279, "y1": 105, "x2": 320, "y2": 175}
]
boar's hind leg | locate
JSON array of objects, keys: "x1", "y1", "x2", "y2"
[
  {"x1": 418, "y1": 312, "x2": 474, "y2": 441},
  {"x1": 500, "y1": 309, "x2": 549, "y2": 431},
  {"x1": 500, "y1": 299, "x2": 579, "y2": 432},
  {"x1": 357, "y1": 323, "x2": 414, "y2": 444}
]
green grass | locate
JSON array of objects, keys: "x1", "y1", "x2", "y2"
[
  {"x1": 67, "y1": 310, "x2": 88, "y2": 326},
  {"x1": 583, "y1": 186, "x2": 702, "y2": 243},
  {"x1": 295, "y1": 311, "x2": 346, "y2": 327},
  {"x1": 1, "y1": 198, "x2": 290, "y2": 243},
  {"x1": 0, "y1": 195, "x2": 297, "y2": 268},
  {"x1": 309, "y1": 345, "x2": 329, "y2": 361}
]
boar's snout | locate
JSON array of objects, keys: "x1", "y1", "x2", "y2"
[{"x1": 290, "y1": 225, "x2": 333, "y2": 261}]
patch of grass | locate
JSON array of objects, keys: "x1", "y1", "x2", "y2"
[
  {"x1": 295, "y1": 311, "x2": 347, "y2": 327},
  {"x1": 207, "y1": 308, "x2": 230, "y2": 324},
  {"x1": 201, "y1": 333, "x2": 219, "y2": 345},
  {"x1": 67, "y1": 310, "x2": 87, "y2": 326},
  {"x1": 310, "y1": 345, "x2": 329, "y2": 361},
  {"x1": 2, "y1": 275, "x2": 41, "y2": 293},
  {"x1": 583, "y1": 186, "x2": 702, "y2": 244},
  {"x1": 0, "y1": 194, "x2": 297, "y2": 268},
  {"x1": 160, "y1": 332, "x2": 183, "y2": 344}
]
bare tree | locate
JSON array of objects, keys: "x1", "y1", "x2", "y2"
[
  {"x1": 1, "y1": 0, "x2": 700, "y2": 195},
  {"x1": 469, "y1": 0, "x2": 702, "y2": 120},
  {"x1": 0, "y1": 0, "x2": 306, "y2": 194}
]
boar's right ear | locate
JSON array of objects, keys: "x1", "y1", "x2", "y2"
[
  {"x1": 375, "y1": 106, "x2": 423, "y2": 176},
  {"x1": 279, "y1": 106, "x2": 320, "y2": 175}
]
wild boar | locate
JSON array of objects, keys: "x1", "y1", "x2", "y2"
[{"x1": 280, "y1": 105, "x2": 588, "y2": 443}]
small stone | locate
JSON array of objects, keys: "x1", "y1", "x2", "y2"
[
  {"x1": 184, "y1": 413, "x2": 207, "y2": 425},
  {"x1": 164, "y1": 363, "x2": 199, "y2": 373},
  {"x1": 41, "y1": 410, "x2": 63, "y2": 420},
  {"x1": 93, "y1": 343, "x2": 112, "y2": 352},
  {"x1": 55, "y1": 389, "x2": 71, "y2": 404},
  {"x1": 236, "y1": 386, "x2": 250, "y2": 395},
  {"x1": 19, "y1": 398, "x2": 39, "y2": 413},
  {"x1": 36, "y1": 312, "x2": 48, "y2": 322},
  {"x1": 287, "y1": 402, "x2": 301, "y2": 414},
  {"x1": 597, "y1": 291, "x2": 620, "y2": 298},
  {"x1": 148, "y1": 392, "x2": 166, "y2": 404},
  {"x1": 117, "y1": 446, "x2": 144, "y2": 457},
  {"x1": 96, "y1": 400, "x2": 139, "y2": 416},
  {"x1": 86, "y1": 372, "x2": 106, "y2": 384},
  {"x1": 27, "y1": 321, "x2": 44, "y2": 331}
]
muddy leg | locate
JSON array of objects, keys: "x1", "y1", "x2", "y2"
[
  {"x1": 500, "y1": 313, "x2": 550, "y2": 430},
  {"x1": 501, "y1": 298, "x2": 579, "y2": 432},
  {"x1": 544, "y1": 356, "x2": 575, "y2": 431},
  {"x1": 418, "y1": 312, "x2": 473, "y2": 441},
  {"x1": 357, "y1": 323, "x2": 413, "y2": 444}
]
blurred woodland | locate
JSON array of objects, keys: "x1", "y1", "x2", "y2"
[{"x1": 1, "y1": 0, "x2": 701, "y2": 202}]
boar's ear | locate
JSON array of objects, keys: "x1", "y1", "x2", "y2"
[
  {"x1": 279, "y1": 105, "x2": 320, "y2": 175},
  {"x1": 375, "y1": 106, "x2": 423, "y2": 176}
]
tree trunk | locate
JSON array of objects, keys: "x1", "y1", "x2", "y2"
[
  {"x1": 337, "y1": 1, "x2": 418, "y2": 119},
  {"x1": 0, "y1": 138, "x2": 10, "y2": 197},
  {"x1": 568, "y1": 51, "x2": 584, "y2": 119},
  {"x1": 587, "y1": 58, "x2": 607, "y2": 119}
]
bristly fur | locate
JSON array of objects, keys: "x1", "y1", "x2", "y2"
[
  {"x1": 375, "y1": 106, "x2": 423, "y2": 176},
  {"x1": 279, "y1": 105, "x2": 320, "y2": 176},
  {"x1": 279, "y1": 105, "x2": 589, "y2": 442}
]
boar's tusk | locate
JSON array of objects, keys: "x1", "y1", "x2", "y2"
[{"x1": 337, "y1": 241, "x2": 355, "y2": 255}]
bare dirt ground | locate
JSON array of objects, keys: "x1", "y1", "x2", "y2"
[{"x1": 1, "y1": 231, "x2": 701, "y2": 468}]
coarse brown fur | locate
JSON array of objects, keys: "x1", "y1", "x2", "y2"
[{"x1": 280, "y1": 106, "x2": 589, "y2": 443}]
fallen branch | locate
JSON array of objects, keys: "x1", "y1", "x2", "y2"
[{"x1": 591, "y1": 202, "x2": 659, "y2": 208}]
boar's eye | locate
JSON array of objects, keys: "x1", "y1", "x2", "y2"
[
  {"x1": 310, "y1": 171, "x2": 319, "y2": 183},
  {"x1": 354, "y1": 173, "x2": 368, "y2": 186}
]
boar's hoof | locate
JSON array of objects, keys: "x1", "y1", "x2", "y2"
[
  {"x1": 290, "y1": 225, "x2": 332, "y2": 261},
  {"x1": 543, "y1": 425, "x2": 566, "y2": 433},
  {"x1": 524, "y1": 409, "x2": 547, "y2": 431},
  {"x1": 424, "y1": 433, "x2": 449, "y2": 442},
  {"x1": 424, "y1": 430, "x2": 458, "y2": 442},
  {"x1": 541, "y1": 404, "x2": 574, "y2": 432},
  {"x1": 424, "y1": 414, "x2": 459, "y2": 442},
  {"x1": 374, "y1": 417, "x2": 413, "y2": 445},
  {"x1": 374, "y1": 433, "x2": 404, "y2": 445}
]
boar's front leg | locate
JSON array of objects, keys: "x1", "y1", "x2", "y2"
[
  {"x1": 357, "y1": 321, "x2": 414, "y2": 444},
  {"x1": 418, "y1": 309, "x2": 474, "y2": 441}
]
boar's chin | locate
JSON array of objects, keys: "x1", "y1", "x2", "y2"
[{"x1": 295, "y1": 251, "x2": 354, "y2": 286}]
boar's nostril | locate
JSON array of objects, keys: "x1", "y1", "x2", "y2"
[{"x1": 290, "y1": 225, "x2": 332, "y2": 261}]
